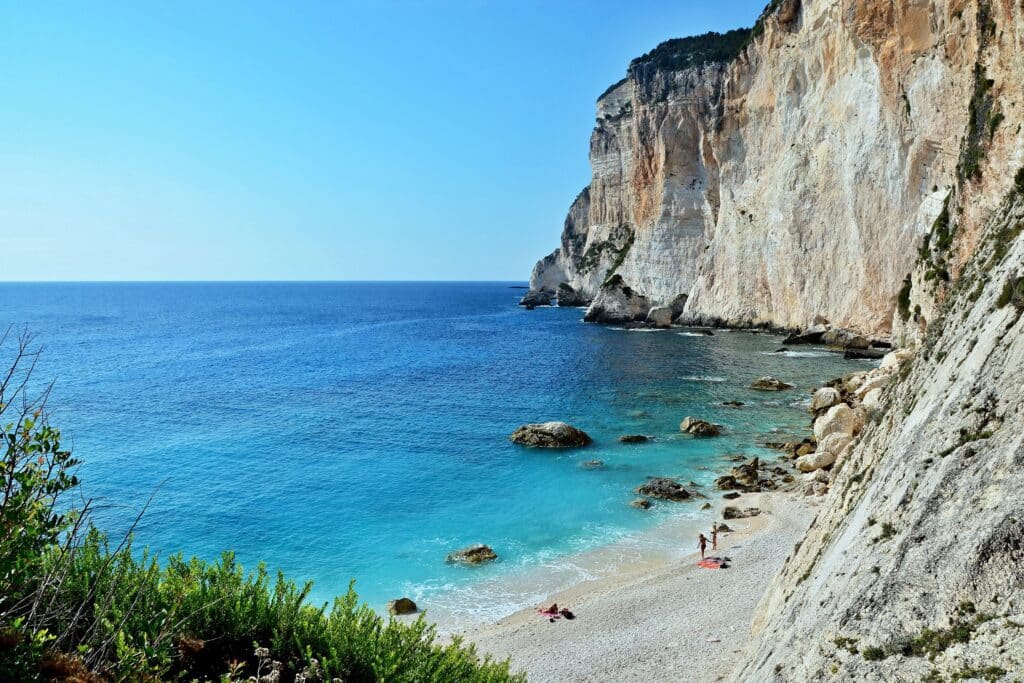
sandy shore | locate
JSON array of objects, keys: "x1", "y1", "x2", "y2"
[{"x1": 464, "y1": 492, "x2": 815, "y2": 682}]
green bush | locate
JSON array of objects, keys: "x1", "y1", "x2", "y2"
[{"x1": 0, "y1": 333, "x2": 522, "y2": 683}]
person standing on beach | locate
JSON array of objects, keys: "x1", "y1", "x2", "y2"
[
  {"x1": 711, "y1": 523, "x2": 719, "y2": 551},
  {"x1": 698, "y1": 533, "x2": 709, "y2": 559}
]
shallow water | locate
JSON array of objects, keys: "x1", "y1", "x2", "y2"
[{"x1": 0, "y1": 282, "x2": 872, "y2": 624}]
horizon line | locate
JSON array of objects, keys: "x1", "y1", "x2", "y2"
[{"x1": 0, "y1": 279, "x2": 531, "y2": 284}]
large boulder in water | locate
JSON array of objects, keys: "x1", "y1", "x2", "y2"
[
  {"x1": 446, "y1": 544, "x2": 497, "y2": 565},
  {"x1": 556, "y1": 282, "x2": 588, "y2": 307},
  {"x1": 387, "y1": 597, "x2": 418, "y2": 615},
  {"x1": 583, "y1": 275, "x2": 650, "y2": 324},
  {"x1": 750, "y1": 376, "x2": 795, "y2": 391},
  {"x1": 822, "y1": 328, "x2": 871, "y2": 350},
  {"x1": 680, "y1": 416, "x2": 721, "y2": 437},
  {"x1": 509, "y1": 421, "x2": 592, "y2": 448},
  {"x1": 519, "y1": 289, "x2": 552, "y2": 309},
  {"x1": 636, "y1": 478, "x2": 691, "y2": 501},
  {"x1": 783, "y1": 324, "x2": 828, "y2": 345}
]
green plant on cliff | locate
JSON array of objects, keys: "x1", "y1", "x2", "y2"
[
  {"x1": 629, "y1": 27, "x2": 753, "y2": 72},
  {"x1": 0, "y1": 332, "x2": 521, "y2": 683},
  {"x1": 959, "y1": 64, "x2": 995, "y2": 182},
  {"x1": 897, "y1": 276, "x2": 913, "y2": 322}
]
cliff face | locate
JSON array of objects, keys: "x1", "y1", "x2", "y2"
[
  {"x1": 532, "y1": 0, "x2": 1024, "y2": 678},
  {"x1": 531, "y1": 0, "x2": 1022, "y2": 336}
]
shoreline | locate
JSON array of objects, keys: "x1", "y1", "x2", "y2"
[{"x1": 460, "y1": 490, "x2": 816, "y2": 682}]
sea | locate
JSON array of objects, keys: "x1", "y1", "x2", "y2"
[{"x1": 0, "y1": 282, "x2": 873, "y2": 628}]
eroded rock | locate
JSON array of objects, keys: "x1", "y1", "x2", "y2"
[
  {"x1": 636, "y1": 477, "x2": 691, "y2": 501},
  {"x1": 680, "y1": 416, "x2": 721, "y2": 437},
  {"x1": 510, "y1": 422, "x2": 592, "y2": 448},
  {"x1": 446, "y1": 544, "x2": 497, "y2": 565},
  {"x1": 387, "y1": 597, "x2": 418, "y2": 615},
  {"x1": 751, "y1": 376, "x2": 795, "y2": 391}
]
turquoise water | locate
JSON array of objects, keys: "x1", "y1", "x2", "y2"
[{"x1": 0, "y1": 282, "x2": 871, "y2": 624}]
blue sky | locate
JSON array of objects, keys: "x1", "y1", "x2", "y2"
[{"x1": 0, "y1": 1, "x2": 765, "y2": 281}]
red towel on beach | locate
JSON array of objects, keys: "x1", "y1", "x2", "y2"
[{"x1": 697, "y1": 557, "x2": 728, "y2": 569}]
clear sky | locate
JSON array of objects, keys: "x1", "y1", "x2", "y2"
[{"x1": 1, "y1": 1, "x2": 765, "y2": 281}]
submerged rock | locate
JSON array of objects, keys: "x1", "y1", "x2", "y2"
[
  {"x1": 631, "y1": 498, "x2": 652, "y2": 510},
  {"x1": 581, "y1": 459, "x2": 604, "y2": 469},
  {"x1": 618, "y1": 434, "x2": 650, "y2": 443},
  {"x1": 509, "y1": 422, "x2": 592, "y2": 448},
  {"x1": 680, "y1": 416, "x2": 721, "y2": 437},
  {"x1": 636, "y1": 477, "x2": 691, "y2": 501},
  {"x1": 722, "y1": 400, "x2": 745, "y2": 408},
  {"x1": 387, "y1": 597, "x2": 418, "y2": 615},
  {"x1": 750, "y1": 376, "x2": 795, "y2": 391},
  {"x1": 446, "y1": 544, "x2": 497, "y2": 565}
]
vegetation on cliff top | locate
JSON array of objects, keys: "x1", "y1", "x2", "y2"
[
  {"x1": 0, "y1": 331, "x2": 521, "y2": 683},
  {"x1": 628, "y1": 28, "x2": 753, "y2": 73}
]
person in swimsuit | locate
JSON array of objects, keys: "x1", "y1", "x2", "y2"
[{"x1": 698, "y1": 533, "x2": 709, "y2": 559}]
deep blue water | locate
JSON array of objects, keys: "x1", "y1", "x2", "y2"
[{"x1": 0, "y1": 282, "x2": 870, "y2": 624}]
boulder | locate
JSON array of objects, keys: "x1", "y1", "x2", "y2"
[
  {"x1": 715, "y1": 474, "x2": 740, "y2": 490},
  {"x1": 796, "y1": 433, "x2": 851, "y2": 472},
  {"x1": 556, "y1": 282, "x2": 587, "y2": 307},
  {"x1": 680, "y1": 417, "x2": 721, "y2": 437},
  {"x1": 519, "y1": 289, "x2": 552, "y2": 308},
  {"x1": 822, "y1": 328, "x2": 870, "y2": 349},
  {"x1": 862, "y1": 388, "x2": 883, "y2": 411},
  {"x1": 855, "y1": 373, "x2": 891, "y2": 399},
  {"x1": 700, "y1": 502, "x2": 712, "y2": 510},
  {"x1": 646, "y1": 306, "x2": 673, "y2": 328},
  {"x1": 845, "y1": 348, "x2": 886, "y2": 360},
  {"x1": 774, "y1": 347, "x2": 790, "y2": 353},
  {"x1": 809, "y1": 387, "x2": 842, "y2": 413},
  {"x1": 795, "y1": 442, "x2": 815, "y2": 457},
  {"x1": 723, "y1": 506, "x2": 761, "y2": 520},
  {"x1": 730, "y1": 457, "x2": 760, "y2": 488},
  {"x1": 750, "y1": 376, "x2": 795, "y2": 391},
  {"x1": 813, "y1": 404, "x2": 856, "y2": 441},
  {"x1": 618, "y1": 434, "x2": 649, "y2": 443},
  {"x1": 510, "y1": 422, "x2": 592, "y2": 448},
  {"x1": 844, "y1": 373, "x2": 867, "y2": 394},
  {"x1": 722, "y1": 491, "x2": 741, "y2": 499},
  {"x1": 387, "y1": 598, "x2": 418, "y2": 615},
  {"x1": 880, "y1": 347, "x2": 915, "y2": 370},
  {"x1": 446, "y1": 544, "x2": 497, "y2": 565},
  {"x1": 631, "y1": 498, "x2": 652, "y2": 510},
  {"x1": 583, "y1": 275, "x2": 650, "y2": 324},
  {"x1": 850, "y1": 406, "x2": 868, "y2": 435},
  {"x1": 783, "y1": 324, "x2": 828, "y2": 345},
  {"x1": 722, "y1": 400, "x2": 745, "y2": 407},
  {"x1": 636, "y1": 478, "x2": 691, "y2": 501},
  {"x1": 581, "y1": 459, "x2": 604, "y2": 469},
  {"x1": 812, "y1": 482, "x2": 829, "y2": 496}
]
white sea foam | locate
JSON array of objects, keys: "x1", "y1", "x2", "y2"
[
  {"x1": 679, "y1": 375, "x2": 726, "y2": 382},
  {"x1": 760, "y1": 350, "x2": 835, "y2": 358},
  {"x1": 676, "y1": 331, "x2": 711, "y2": 337}
]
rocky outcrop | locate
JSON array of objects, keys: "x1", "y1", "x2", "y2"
[
  {"x1": 509, "y1": 422, "x2": 592, "y2": 448},
  {"x1": 750, "y1": 376, "x2": 794, "y2": 391},
  {"x1": 582, "y1": 275, "x2": 650, "y2": 324},
  {"x1": 446, "y1": 544, "x2": 498, "y2": 565},
  {"x1": 556, "y1": 282, "x2": 587, "y2": 307},
  {"x1": 518, "y1": 289, "x2": 552, "y2": 309},
  {"x1": 679, "y1": 416, "x2": 721, "y2": 437},
  {"x1": 635, "y1": 478, "x2": 691, "y2": 501},
  {"x1": 618, "y1": 434, "x2": 649, "y2": 443},
  {"x1": 645, "y1": 305, "x2": 673, "y2": 328}
]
